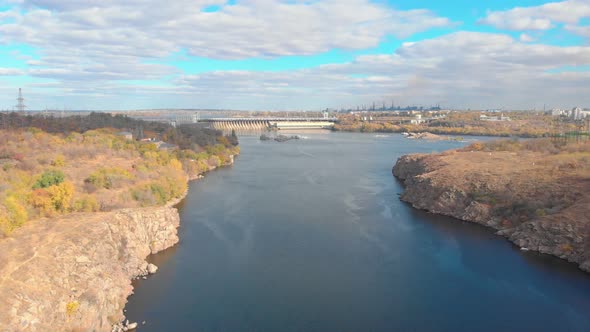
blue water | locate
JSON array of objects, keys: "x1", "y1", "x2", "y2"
[{"x1": 126, "y1": 132, "x2": 590, "y2": 331}]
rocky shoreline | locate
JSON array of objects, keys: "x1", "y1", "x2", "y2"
[
  {"x1": 0, "y1": 207, "x2": 180, "y2": 331},
  {"x1": 403, "y1": 132, "x2": 457, "y2": 140},
  {"x1": 393, "y1": 153, "x2": 590, "y2": 273},
  {"x1": 0, "y1": 154, "x2": 237, "y2": 331}
]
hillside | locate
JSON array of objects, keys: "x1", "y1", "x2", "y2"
[
  {"x1": 393, "y1": 138, "x2": 590, "y2": 272},
  {"x1": 0, "y1": 115, "x2": 240, "y2": 330},
  {"x1": 0, "y1": 121, "x2": 239, "y2": 236}
]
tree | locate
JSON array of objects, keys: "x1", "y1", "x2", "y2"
[
  {"x1": 46, "y1": 181, "x2": 75, "y2": 212},
  {"x1": 33, "y1": 170, "x2": 65, "y2": 189}
]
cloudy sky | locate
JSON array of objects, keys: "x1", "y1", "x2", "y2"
[{"x1": 0, "y1": 0, "x2": 589, "y2": 110}]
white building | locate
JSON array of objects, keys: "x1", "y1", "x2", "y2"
[
  {"x1": 480, "y1": 113, "x2": 511, "y2": 121},
  {"x1": 570, "y1": 107, "x2": 590, "y2": 120},
  {"x1": 117, "y1": 131, "x2": 133, "y2": 140},
  {"x1": 410, "y1": 114, "x2": 426, "y2": 124}
]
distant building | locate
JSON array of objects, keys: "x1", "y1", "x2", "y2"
[
  {"x1": 480, "y1": 113, "x2": 511, "y2": 121},
  {"x1": 570, "y1": 107, "x2": 589, "y2": 120},
  {"x1": 155, "y1": 141, "x2": 178, "y2": 151},
  {"x1": 410, "y1": 114, "x2": 426, "y2": 124},
  {"x1": 117, "y1": 131, "x2": 133, "y2": 140}
]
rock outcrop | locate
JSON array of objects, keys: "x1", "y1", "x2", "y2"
[
  {"x1": 0, "y1": 207, "x2": 180, "y2": 331},
  {"x1": 393, "y1": 152, "x2": 590, "y2": 273}
]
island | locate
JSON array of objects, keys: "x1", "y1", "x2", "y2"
[
  {"x1": 260, "y1": 133, "x2": 300, "y2": 142},
  {"x1": 393, "y1": 138, "x2": 590, "y2": 272}
]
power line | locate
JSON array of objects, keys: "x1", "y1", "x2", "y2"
[{"x1": 16, "y1": 88, "x2": 26, "y2": 112}]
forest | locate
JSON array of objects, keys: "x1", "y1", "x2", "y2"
[{"x1": 0, "y1": 112, "x2": 238, "y2": 148}]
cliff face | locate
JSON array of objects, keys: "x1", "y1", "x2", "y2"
[
  {"x1": 393, "y1": 152, "x2": 590, "y2": 273},
  {"x1": 0, "y1": 207, "x2": 180, "y2": 331}
]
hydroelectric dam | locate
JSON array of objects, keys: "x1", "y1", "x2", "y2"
[{"x1": 201, "y1": 117, "x2": 337, "y2": 131}]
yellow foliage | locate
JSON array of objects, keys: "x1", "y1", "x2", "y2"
[
  {"x1": 168, "y1": 158, "x2": 183, "y2": 170},
  {"x1": 561, "y1": 243, "x2": 574, "y2": 252},
  {"x1": 3, "y1": 196, "x2": 28, "y2": 232},
  {"x1": 46, "y1": 181, "x2": 75, "y2": 213},
  {"x1": 0, "y1": 214, "x2": 9, "y2": 234},
  {"x1": 66, "y1": 301, "x2": 79, "y2": 316},
  {"x1": 51, "y1": 154, "x2": 66, "y2": 167},
  {"x1": 30, "y1": 189, "x2": 55, "y2": 217},
  {"x1": 73, "y1": 195, "x2": 100, "y2": 212},
  {"x1": 143, "y1": 151, "x2": 159, "y2": 161},
  {"x1": 0, "y1": 127, "x2": 240, "y2": 230},
  {"x1": 208, "y1": 155, "x2": 221, "y2": 168},
  {"x1": 468, "y1": 142, "x2": 485, "y2": 151},
  {"x1": 195, "y1": 160, "x2": 209, "y2": 174}
]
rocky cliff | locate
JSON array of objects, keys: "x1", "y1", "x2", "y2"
[
  {"x1": 0, "y1": 207, "x2": 180, "y2": 331},
  {"x1": 393, "y1": 151, "x2": 590, "y2": 273}
]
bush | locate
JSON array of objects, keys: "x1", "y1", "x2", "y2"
[
  {"x1": 30, "y1": 189, "x2": 55, "y2": 216},
  {"x1": 85, "y1": 168, "x2": 132, "y2": 189},
  {"x1": 131, "y1": 185, "x2": 158, "y2": 206},
  {"x1": 73, "y1": 196, "x2": 100, "y2": 212},
  {"x1": 168, "y1": 158, "x2": 183, "y2": 171},
  {"x1": 208, "y1": 155, "x2": 221, "y2": 168},
  {"x1": 33, "y1": 170, "x2": 65, "y2": 189},
  {"x1": 46, "y1": 181, "x2": 75, "y2": 213},
  {"x1": 131, "y1": 182, "x2": 170, "y2": 206},
  {"x1": 466, "y1": 142, "x2": 485, "y2": 151},
  {"x1": 3, "y1": 196, "x2": 28, "y2": 232},
  {"x1": 66, "y1": 301, "x2": 79, "y2": 316},
  {"x1": 51, "y1": 155, "x2": 66, "y2": 167}
]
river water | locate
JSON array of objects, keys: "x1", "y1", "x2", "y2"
[{"x1": 126, "y1": 132, "x2": 590, "y2": 331}]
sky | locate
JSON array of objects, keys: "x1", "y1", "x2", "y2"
[{"x1": 0, "y1": 0, "x2": 589, "y2": 111}]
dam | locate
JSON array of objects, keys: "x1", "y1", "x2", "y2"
[{"x1": 201, "y1": 117, "x2": 337, "y2": 131}]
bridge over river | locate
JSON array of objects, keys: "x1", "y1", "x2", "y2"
[{"x1": 201, "y1": 117, "x2": 337, "y2": 131}]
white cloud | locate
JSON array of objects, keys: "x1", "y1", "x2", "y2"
[
  {"x1": 0, "y1": 68, "x2": 23, "y2": 75},
  {"x1": 5, "y1": 31, "x2": 589, "y2": 110},
  {"x1": 565, "y1": 24, "x2": 590, "y2": 39},
  {"x1": 85, "y1": 32, "x2": 590, "y2": 110},
  {"x1": 2, "y1": 2, "x2": 589, "y2": 110},
  {"x1": 0, "y1": 9, "x2": 18, "y2": 21},
  {"x1": 519, "y1": 33, "x2": 536, "y2": 42},
  {"x1": 480, "y1": 0, "x2": 590, "y2": 30},
  {"x1": 0, "y1": 0, "x2": 453, "y2": 101},
  {"x1": 0, "y1": 0, "x2": 450, "y2": 63}
]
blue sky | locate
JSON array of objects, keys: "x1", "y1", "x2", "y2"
[{"x1": 0, "y1": 0, "x2": 589, "y2": 110}]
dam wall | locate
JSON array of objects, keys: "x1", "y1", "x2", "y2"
[{"x1": 210, "y1": 119, "x2": 335, "y2": 131}]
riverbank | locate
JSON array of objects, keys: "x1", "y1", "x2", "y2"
[
  {"x1": 393, "y1": 139, "x2": 590, "y2": 272},
  {"x1": 403, "y1": 132, "x2": 459, "y2": 140},
  {"x1": 0, "y1": 151, "x2": 237, "y2": 331},
  {"x1": 333, "y1": 111, "x2": 580, "y2": 138}
]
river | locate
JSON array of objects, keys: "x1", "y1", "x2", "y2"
[{"x1": 125, "y1": 132, "x2": 590, "y2": 331}]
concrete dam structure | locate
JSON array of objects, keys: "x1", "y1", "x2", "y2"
[{"x1": 203, "y1": 118, "x2": 336, "y2": 131}]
